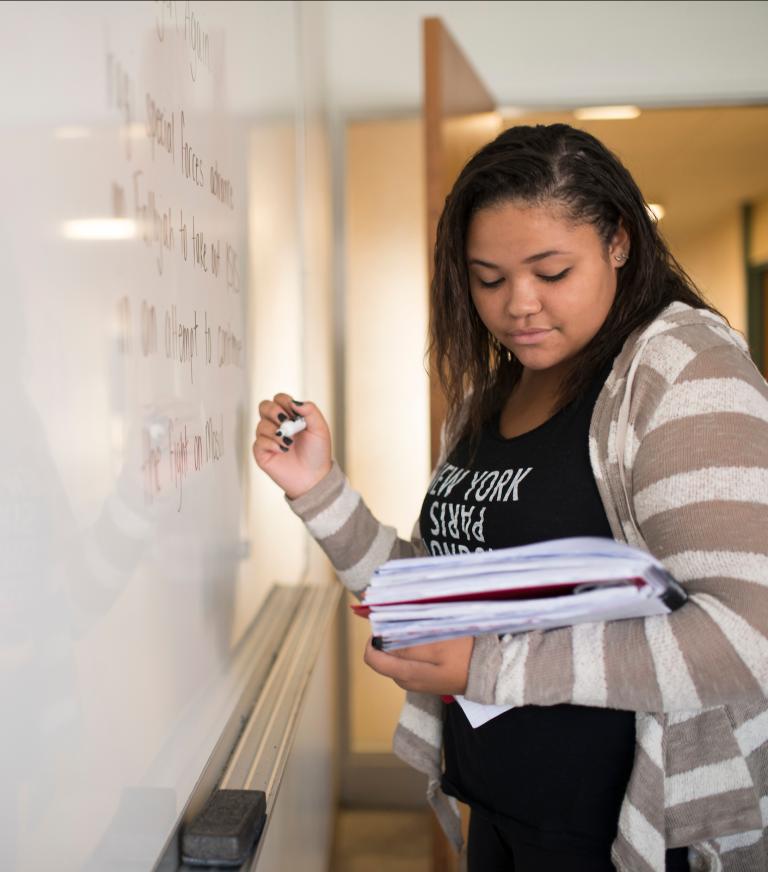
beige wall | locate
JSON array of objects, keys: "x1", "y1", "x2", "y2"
[
  {"x1": 671, "y1": 208, "x2": 747, "y2": 336},
  {"x1": 246, "y1": 28, "x2": 336, "y2": 602},
  {"x1": 345, "y1": 118, "x2": 430, "y2": 753},
  {"x1": 247, "y1": 122, "x2": 308, "y2": 601},
  {"x1": 247, "y1": 4, "x2": 338, "y2": 868}
]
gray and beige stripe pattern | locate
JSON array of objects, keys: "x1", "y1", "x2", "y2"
[{"x1": 288, "y1": 303, "x2": 768, "y2": 871}]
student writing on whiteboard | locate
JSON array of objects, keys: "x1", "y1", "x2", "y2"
[{"x1": 253, "y1": 125, "x2": 768, "y2": 872}]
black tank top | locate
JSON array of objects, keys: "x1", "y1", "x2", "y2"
[{"x1": 419, "y1": 369, "x2": 636, "y2": 849}]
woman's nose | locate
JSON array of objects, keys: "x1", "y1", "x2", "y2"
[{"x1": 504, "y1": 281, "x2": 542, "y2": 318}]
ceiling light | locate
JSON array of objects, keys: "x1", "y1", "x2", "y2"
[
  {"x1": 647, "y1": 203, "x2": 665, "y2": 221},
  {"x1": 573, "y1": 105, "x2": 641, "y2": 121}
]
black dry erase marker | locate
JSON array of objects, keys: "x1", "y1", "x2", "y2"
[{"x1": 371, "y1": 636, "x2": 384, "y2": 651}]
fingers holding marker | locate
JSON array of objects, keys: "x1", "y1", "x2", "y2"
[
  {"x1": 269, "y1": 396, "x2": 304, "y2": 449},
  {"x1": 285, "y1": 398, "x2": 329, "y2": 437},
  {"x1": 275, "y1": 415, "x2": 307, "y2": 441},
  {"x1": 254, "y1": 419, "x2": 289, "y2": 454},
  {"x1": 256, "y1": 393, "x2": 331, "y2": 456},
  {"x1": 272, "y1": 392, "x2": 307, "y2": 420},
  {"x1": 254, "y1": 395, "x2": 310, "y2": 455},
  {"x1": 253, "y1": 394, "x2": 333, "y2": 498},
  {"x1": 258, "y1": 397, "x2": 296, "y2": 428}
]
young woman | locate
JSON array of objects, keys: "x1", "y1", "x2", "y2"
[{"x1": 253, "y1": 125, "x2": 768, "y2": 871}]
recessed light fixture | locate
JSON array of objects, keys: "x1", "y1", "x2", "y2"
[
  {"x1": 573, "y1": 105, "x2": 641, "y2": 121},
  {"x1": 647, "y1": 203, "x2": 666, "y2": 221}
]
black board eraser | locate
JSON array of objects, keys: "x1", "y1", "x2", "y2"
[{"x1": 182, "y1": 788, "x2": 267, "y2": 867}]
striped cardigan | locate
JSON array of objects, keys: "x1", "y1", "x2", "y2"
[{"x1": 288, "y1": 303, "x2": 768, "y2": 871}]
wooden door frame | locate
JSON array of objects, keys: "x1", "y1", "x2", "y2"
[
  {"x1": 424, "y1": 16, "x2": 497, "y2": 468},
  {"x1": 744, "y1": 202, "x2": 768, "y2": 376}
]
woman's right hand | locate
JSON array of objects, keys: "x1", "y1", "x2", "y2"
[{"x1": 252, "y1": 393, "x2": 333, "y2": 500}]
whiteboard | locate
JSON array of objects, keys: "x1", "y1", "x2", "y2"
[{"x1": 0, "y1": 2, "x2": 310, "y2": 868}]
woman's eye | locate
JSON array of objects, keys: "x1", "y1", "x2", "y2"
[
  {"x1": 538, "y1": 268, "x2": 571, "y2": 283},
  {"x1": 478, "y1": 277, "x2": 503, "y2": 288}
]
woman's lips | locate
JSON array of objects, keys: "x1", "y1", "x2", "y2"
[{"x1": 507, "y1": 328, "x2": 553, "y2": 345}]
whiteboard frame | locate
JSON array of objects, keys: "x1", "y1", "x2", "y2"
[{"x1": 153, "y1": 582, "x2": 339, "y2": 871}]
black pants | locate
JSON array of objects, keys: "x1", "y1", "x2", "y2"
[{"x1": 467, "y1": 811, "x2": 690, "y2": 872}]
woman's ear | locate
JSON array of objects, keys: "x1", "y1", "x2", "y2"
[{"x1": 609, "y1": 219, "x2": 630, "y2": 264}]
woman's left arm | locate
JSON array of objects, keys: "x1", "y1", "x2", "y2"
[{"x1": 460, "y1": 342, "x2": 768, "y2": 713}]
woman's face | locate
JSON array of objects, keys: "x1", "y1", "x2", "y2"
[{"x1": 466, "y1": 200, "x2": 628, "y2": 376}]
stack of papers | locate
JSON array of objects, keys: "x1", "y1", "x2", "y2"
[{"x1": 353, "y1": 537, "x2": 686, "y2": 651}]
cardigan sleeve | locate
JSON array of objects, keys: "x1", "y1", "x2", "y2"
[
  {"x1": 285, "y1": 461, "x2": 428, "y2": 596},
  {"x1": 465, "y1": 341, "x2": 768, "y2": 712},
  {"x1": 285, "y1": 410, "x2": 464, "y2": 595}
]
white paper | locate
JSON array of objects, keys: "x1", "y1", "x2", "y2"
[{"x1": 454, "y1": 695, "x2": 513, "y2": 728}]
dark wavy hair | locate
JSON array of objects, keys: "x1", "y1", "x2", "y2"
[{"x1": 429, "y1": 123, "x2": 719, "y2": 449}]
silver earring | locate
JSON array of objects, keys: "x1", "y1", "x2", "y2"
[{"x1": 614, "y1": 252, "x2": 627, "y2": 263}]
